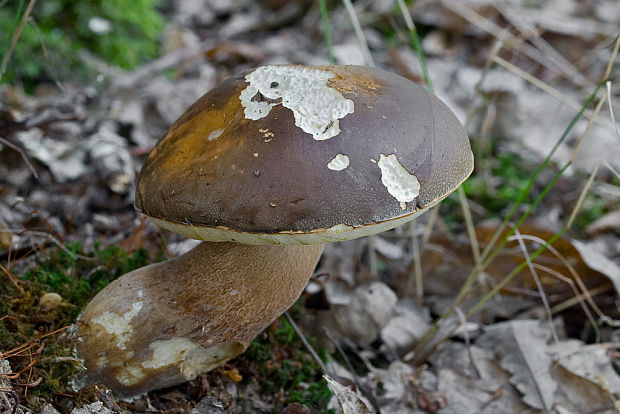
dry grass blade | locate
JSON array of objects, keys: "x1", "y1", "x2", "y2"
[
  {"x1": 412, "y1": 77, "x2": 606, "y2": 358},
  {"x1": 606, "y1": 81, "x2": 620, "y2": 141},
  {"x1": 495, "y1": 2, "x2": 592, "y2": 87},
  {"x1": 341, "y1": 0, "x2": 375, "y2": 66},
  {"x1": 511, "y1": 229, "x2": 558, "y2": 344},
  {"x1": 531, "y1": 262, "x2": 602, "y2": 338},
  {"x1": 569, "y1": 94, "x2": 608, "y2": 164},
  {"x1": 367, "y1": 235, "x2": 378, "y2": 280},
  {"x1": 408, "y1": 220, "x2": 423, "y2": 301},
  {"x1": 508, "y1": 234, "x2": 607, "y2": 328},
  {"x1": 421, "y1": 206, "x2": 439, "y2": 246},
  {"x1": 492, "y1": 55, "x2": 602, "y2": 125},
  {"x1": 458, "y1": 187, "x2": 480, "y2": 265},
  {"x1": 0, "y1": 262, "x2": 23, "y2": 293},
  {"x1": 466, "y1": 161, "x2": 602, "y2": 320},
  {"x1": 0, "y1": 229, "x2": 94, "y2": 262},
  {"x1": 565, "y1": 162, "x2": 599, "y2": 226},
  {"x1": 603, "y1": 160, "x2": 620, "y2": 181},
  {"x1": 441, "y1": 0, "x2": 593, "y2": 87},
  {"x1": 464, "y1": 36, "x2": 505, "y2": 128},
  {"x1": 550, "y1": 284, "x2": 612, "y2": 315}
]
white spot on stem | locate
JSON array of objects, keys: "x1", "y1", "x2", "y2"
[{"x1": 91, "y1": 301, "x2": 143, "y2": 349}]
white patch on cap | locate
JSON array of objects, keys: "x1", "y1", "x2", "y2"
[
  {"x1": 91, "y1": 301, "x2": 142, "y2": 350},
  {"x1": 327, "y1": 154, "x2": 350, "y2": 171},
  {"x1": 239, "y1": 66, "x2": 354, "y2": 140},
  {"x1": 377, "y1": 154, "x2": 420, "y2": 209}
]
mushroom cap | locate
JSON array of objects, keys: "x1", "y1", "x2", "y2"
[{"x1": 135, "y1": 65, "x2": 473, "y2": 244}]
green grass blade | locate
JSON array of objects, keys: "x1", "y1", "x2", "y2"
[
  {"x1": 394, "y1": 0, "x2": 433, "y2": 92},
  {"x1": 318, "y1": 0, "x2": 336, "y2": 64},
  {"x1": 477, "y1": 81, "x2": 603, "y2": 265}
]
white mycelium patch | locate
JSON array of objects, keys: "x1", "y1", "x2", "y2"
[
  {"x1": 91, "y1": 301, "x2": 142, "y2": 349},
  {"x1": 327, "y1": 154, "x2": 350, "y2": 171},
  {"x1": 239, "y1": 66, "x2": 354, "y2": 140},
  {"x1": 114, "y1": 338, "x2": 244, "y2": 386},
  {"x1": 377, "y1": 154, "x2": 420, "y2": 210}
]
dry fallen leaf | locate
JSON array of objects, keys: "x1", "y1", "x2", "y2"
[
  {"x1": 70, "y1": 402, "x2": 113, "y2": 414},
  {"x1": 331, "y1": 282, "x2": 398, "y2": 344},
  {"x1": 430, "y1": 342, "x2": 530, "y2": 414},
  {"x1": 324, "y1": 375, "x2": 371, "y2": 414},
  {"x1": 586, "y1": 210, "x2": 620, "y2": 235},
  {"x1": 571, "y1": 239, "x2": 620, "y2": 296},
  {"x1": 381, "y1": 298, "x2": 431, "y2": 353},
  {"x1": 549, "y1": 341, "x2": 620, "y2": 413},
  {"x1": 475, "y1": 320, "x2": 557, "y2": 411}
]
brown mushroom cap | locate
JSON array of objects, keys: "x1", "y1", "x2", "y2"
[{"x1": 135, "y1": 65, "x2": 473, "y2": 244}]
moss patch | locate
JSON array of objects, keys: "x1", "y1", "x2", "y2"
[{"x1": 0, "y1": 242, "x2": 153, "y2": 408}]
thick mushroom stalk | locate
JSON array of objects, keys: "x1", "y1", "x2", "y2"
[{"x1": 77, "y1": 242, "x2": 323, "y2": 396}]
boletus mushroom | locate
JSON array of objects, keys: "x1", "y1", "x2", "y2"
[{"x1": 77, "y1": 65, "x2": 473, "y2": 396}]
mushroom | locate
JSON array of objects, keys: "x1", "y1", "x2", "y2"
[{"x1": 77, "y1": 65, "x2": 473, "y2": 396}]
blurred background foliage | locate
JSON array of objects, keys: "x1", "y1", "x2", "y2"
[{"x1": 0, "y1": 0, "x2": 165, "y2": 88}]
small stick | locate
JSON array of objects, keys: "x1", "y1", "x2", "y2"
[
  {"x1": 284, "y1": 312, "x2": 329, "y2": 375},
  {"x1": 0, "y1": 137, "x2": 39, "y2": 180},
  {"x1": 0, "y1": 0, "x2": 37, "y2": 81}
]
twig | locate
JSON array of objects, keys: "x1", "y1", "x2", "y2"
[
  {"x1": 0, "y1": 262, "x2": 24, "y2": 293},
  {"x1": 0, "y1": 0, "x2": 37, "y2": 82},
  {"x1": 0, "y1": 137, "x2": 39, "y2": 180},
  {"x1": 0, "y1": 229, "x2": 94, "y2": 262},
  {"x1": 0, "y1": 388, "x2": 19, "y2": 414},
  {"x1": 321, "y1": 327, "x2": 361, "y2": 390},
  {"x1": 284, "y1": 312, "x2": 328, "y2": 374}
]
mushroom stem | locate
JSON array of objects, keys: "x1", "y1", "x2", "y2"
[{"x1": 77, "y1": 241, "x2": 324, "y2": 396}]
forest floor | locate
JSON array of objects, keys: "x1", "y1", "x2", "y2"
[{"x1": 1, "y1": 0, "x2": 620, "y2": 413}]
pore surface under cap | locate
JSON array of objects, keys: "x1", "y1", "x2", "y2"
[{"x1": 135, "y1": 65, "x2": 473, "y2": 242}]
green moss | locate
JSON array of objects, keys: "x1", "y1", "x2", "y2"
[
  {"x1": 0, "y1": 242, "x2": 154, "y2": 405},
  {"x1": 240, "y1": 314, "x2": 333, "y2": 413},
  {"x1": 288, "y1": 381, "x2": 334, "y2": 411},
  {"x1": 464, "y1": 151, "x2": 534, "y2": 213},
  {"x1": 573, "y1": 193, "x2": 613, "y2": 232},
  {"x1": 1, "y1": 0, "x2": 165, "y2": 86}
]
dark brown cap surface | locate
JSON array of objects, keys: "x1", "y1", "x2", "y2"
[{"x1": 135, "y1": 65, "x2": 473, "y2": 244}]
